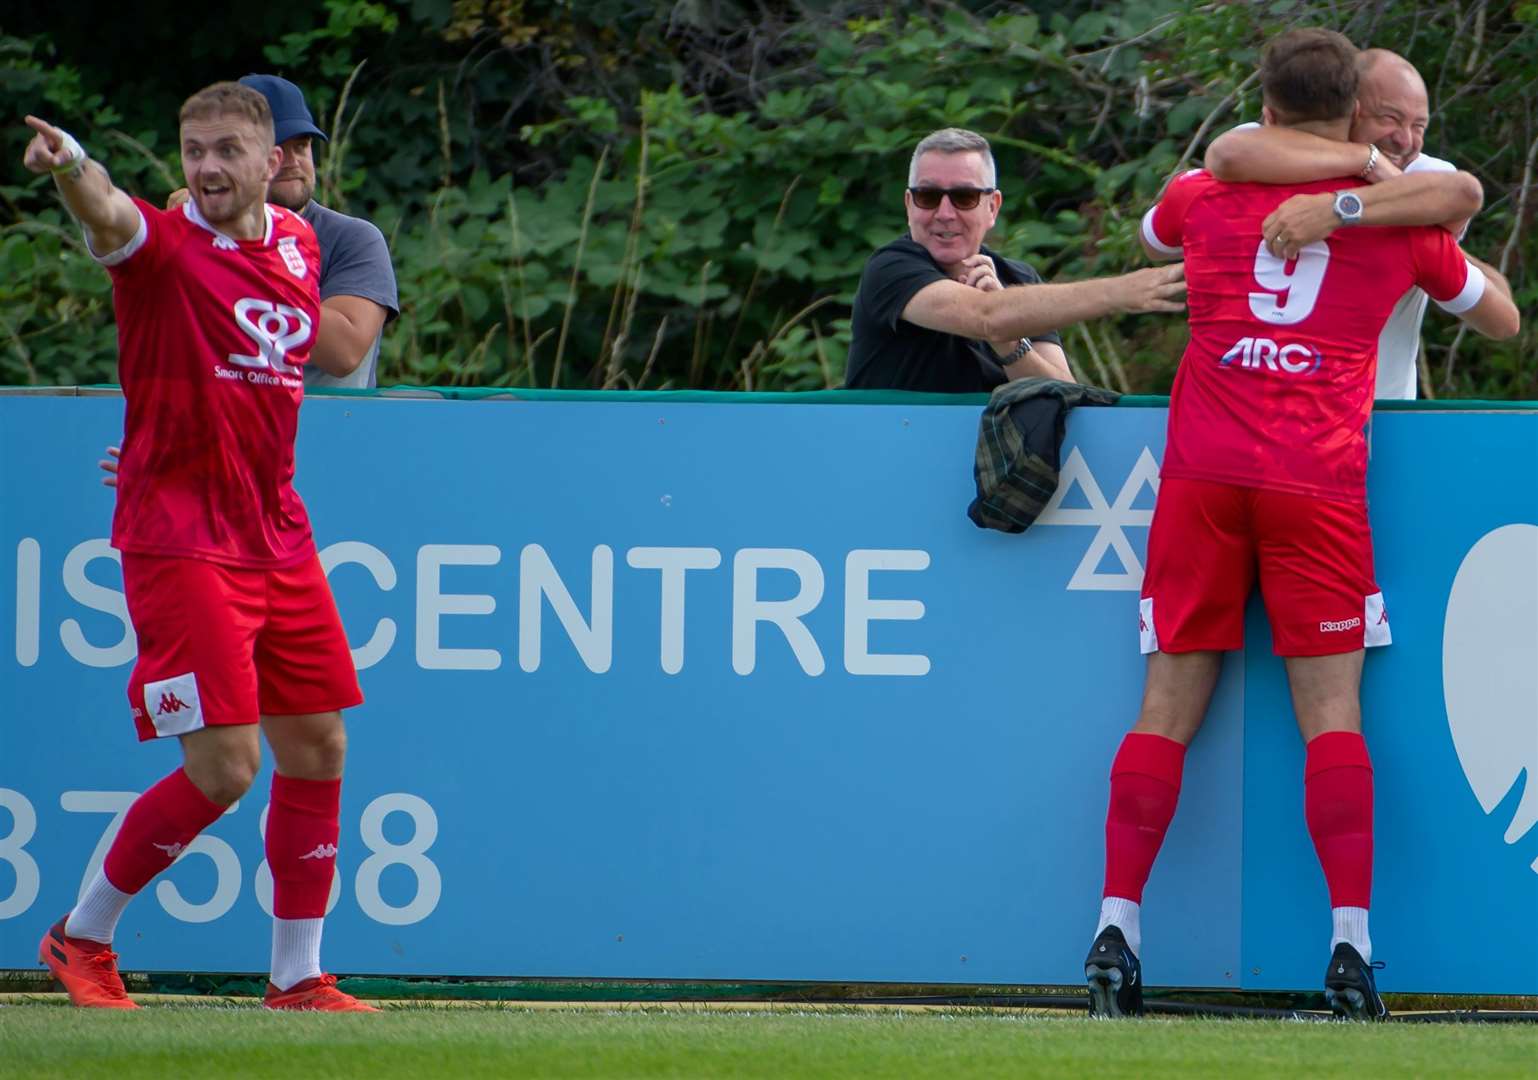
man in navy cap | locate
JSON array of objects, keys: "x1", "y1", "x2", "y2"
[{"x1": 235, "y1": 74, "x2": 398, "y2": 389}]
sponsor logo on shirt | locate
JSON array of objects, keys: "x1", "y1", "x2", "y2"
[
  {"x1": 218, "y1": 297, "x2": 313, "y2": 389},
  {"x1": 1219, "y1": 336, "x2": 1323, "y2": 375},
  {"x1": 212, "y1": 234, "x2": 239, "y2": 251}
]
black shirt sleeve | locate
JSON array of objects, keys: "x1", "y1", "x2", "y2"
[{"x1": 859, "y1": 240, "x2": 948, "y2": 332}]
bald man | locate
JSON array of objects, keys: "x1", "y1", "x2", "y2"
[{"x1": 1204, "y1": 48, "x2": 1509, "y2": 400}]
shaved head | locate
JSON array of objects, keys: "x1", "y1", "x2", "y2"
[
  {"x1": 1357, "y1": 49, "x2": 1425, "y2": 91},
  {"x1": 1351, "y1": 49, "x2": 1430, "y2": 168}
]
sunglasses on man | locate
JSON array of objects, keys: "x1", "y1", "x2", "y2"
[{"x1": 908, "y1": 186, "x2": 996, "y2": 211}]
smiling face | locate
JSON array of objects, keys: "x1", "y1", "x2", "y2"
[
  {"x1": 1351, "y1": 57, "x2": 1429, "y2": 168},
  {"x1": 904, "y1": 150, "x2": 1001, "y2": 275},
  {"x1": 268, "y1": 135, "x2": 317, "y2": 211},
  {"x1": 180, "y1": 113, "x2": 280, "y2": 231}
]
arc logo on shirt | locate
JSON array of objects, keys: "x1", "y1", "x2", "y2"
[
  {"x1": 229, "y1": 298, "x2": 314, "y2": 376},
  {"x1": 1218, "y1": 336, "x2": 1323, "y2": 375}
]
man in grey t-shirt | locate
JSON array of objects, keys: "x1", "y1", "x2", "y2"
[{"x1": 240, "y1": 74, "x2": 398, "y2": 389}]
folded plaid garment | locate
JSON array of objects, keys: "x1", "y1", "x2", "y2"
[{"x1": 968, "y1": 376, "x2": 1121, "y2": 533}]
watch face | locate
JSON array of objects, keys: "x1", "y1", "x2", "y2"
[{"x1": 1338, "y1": 192, "x2": 1364, "y2": 217}]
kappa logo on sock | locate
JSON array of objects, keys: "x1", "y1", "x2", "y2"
[
  {"x1": 298, "y1": 843, "x2": 338, "y2": 861},
  {"x1": 153, "y1": 841, "x2": 187, "y2": 859}
]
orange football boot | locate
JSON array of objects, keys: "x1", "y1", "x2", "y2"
[
  {"x1": 263, "y1": 973, "x2": 379, "y2": 1012},
  {"x1": 38, "y1": 917, "x2": 138, "y2": 1009}
]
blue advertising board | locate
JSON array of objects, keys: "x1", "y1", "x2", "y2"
[{"x1": 0, "y1": 393, "x2": 1533, "y2": 994}]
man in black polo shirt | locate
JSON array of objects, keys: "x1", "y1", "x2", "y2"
[{"x1": 846, "y1": 128, "x2": 1185, "y2": 392}]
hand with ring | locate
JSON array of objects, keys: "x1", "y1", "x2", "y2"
[{"x1": 1260, "y1": 192, "x2": 1338, "y2": 260}]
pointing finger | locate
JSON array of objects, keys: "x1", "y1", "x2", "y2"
[{"x1": 23, "y1": 115, "x2": 61, "y2": 149}]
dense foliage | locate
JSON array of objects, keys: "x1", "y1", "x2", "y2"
[{"x1": 3, "y1": 1, "x2": 1535, "y2": 396}]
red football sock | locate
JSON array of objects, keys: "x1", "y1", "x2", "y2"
[
  {"x1": 102, "y1": 767, "x2": 226, "y2": 894},
  {"x1": 1102, "y1": 733, "x2": 1187, "y2": 902},
  {"x1": 1305, "y1": 731, "x2": 1374, "y2": 910},
  {"x1": 267, "y1": 774, "x2": 341, "y2": 919}
]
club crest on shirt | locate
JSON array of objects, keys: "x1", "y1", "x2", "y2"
[{"x1": 278, "y1": 236, "x2": 308, "y2": 280}]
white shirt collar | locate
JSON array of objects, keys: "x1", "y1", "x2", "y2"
[{"x1": 181, "y1": 198, "x2": 275, "y2": 246}]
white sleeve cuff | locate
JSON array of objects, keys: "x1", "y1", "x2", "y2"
[
  {"x1": 1141, "y1": 206, "x2": 1180, "y2": 256},
  {"x1": 88, "y1": 206, "x2": 148, "y2": 266},
  {"x1": 1434, "y1": 258, "x2": 1486, "y2": 315}
]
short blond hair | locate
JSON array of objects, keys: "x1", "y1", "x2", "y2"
[{"x1": 179, "y1": 82, "x2": 274, "y2": 144}]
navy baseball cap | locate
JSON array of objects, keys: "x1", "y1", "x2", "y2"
[{"x1": 238, "y1": 74, "x2": 328, "y2": 144}]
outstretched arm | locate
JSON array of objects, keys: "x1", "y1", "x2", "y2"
[
  {"x1": 901, "y1": 264, "x2": 1186, "y2": 343},
  {"x1": 1260, "y1": 171, "x2": 1483, "y2": 261},
  {"x1": 22, "y1": 116, "x2": 141, "y2": 255}
]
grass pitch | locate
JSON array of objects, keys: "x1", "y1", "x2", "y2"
[{"x1": 1, "y1": 999, "x2": 1534, "y2": 1079}]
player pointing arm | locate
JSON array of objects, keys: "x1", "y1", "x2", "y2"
[
  {"x1": 27, "y1": 83, "x2": 376, "y2": 1014},
  {"x1": 23, "y1": 116, "x2": 149, "y2": 254}
]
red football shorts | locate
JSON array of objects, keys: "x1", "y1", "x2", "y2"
[
  {"x1": 124, "y1": 553, "x2": 364, "y2": 741},
  {"x1": 1139, "y1": 477, "x2": 1390, "y2": 657}
]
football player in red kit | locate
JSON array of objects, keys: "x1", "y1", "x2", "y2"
[
  {"x1": 23, "y1": 82, "x2": 374, "y2": 1012},
  {"x1": 1082, "y1": 30, "x2": 1518, "y2": 1021}
]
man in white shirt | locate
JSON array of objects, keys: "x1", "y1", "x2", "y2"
[{"x1": 1205, "y1": 49, "x2": 1510, "y2": 399}]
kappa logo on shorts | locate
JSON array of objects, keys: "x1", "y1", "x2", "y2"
[
  {"x1": 299, "y1": 843, "x2": 339, "y2": 861},
  {"x1": 156, "y1": 691, "x2": 192, "y2": 715},
  {"x1": 1035, "y1": 447, "x2": 1161, "y2": 591},
  {"x1": 143, "y1": 672, "x2": 206, "y2": 739},
  {"x1": 1319, "y1": 617, "x2": 1362, "y2": 633},
  {"x1": 278, "y1": 236, "x2": 307, "y2": 280}
]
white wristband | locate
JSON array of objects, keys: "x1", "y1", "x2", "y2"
[{"x1": 49, "y1": 128, "x2": 88, "y2": 176}]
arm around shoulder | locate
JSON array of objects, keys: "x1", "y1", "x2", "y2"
[
  {"x1": 1204, "y1": 125, "x2": 1372, "y2": 184},
  {"x1": 1360, "y1": 170, "x2": 1482, "y2": 231},
  {"x1": 902, "y1": 267, "x2": 1184, "y2": 344}
]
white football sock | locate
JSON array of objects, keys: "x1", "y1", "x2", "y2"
[
  {"x1": 1097, "y1": 896, "x2": 1142, "y2": 959},
  {"x1": 64, "y1": 871, "x2": 134, "y2": 944},
  {"x1": 270, "y1": 917, "x2": 324, "y2": 991},
  {"x1": 1331, "y1": 906, "x2": 1371, "y2": 964}
]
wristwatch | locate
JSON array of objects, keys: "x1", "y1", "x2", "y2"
[{"x1": 1332, "y1": 190, "x2": 1364, "y2": 226}]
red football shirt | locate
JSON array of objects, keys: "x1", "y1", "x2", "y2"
[
  {"x1": 102, "y1": 197, "x2": 322, "y2": 567},
  {"x1": 1142, "y1": 170, "x2": 1482, "y2": 502}
]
